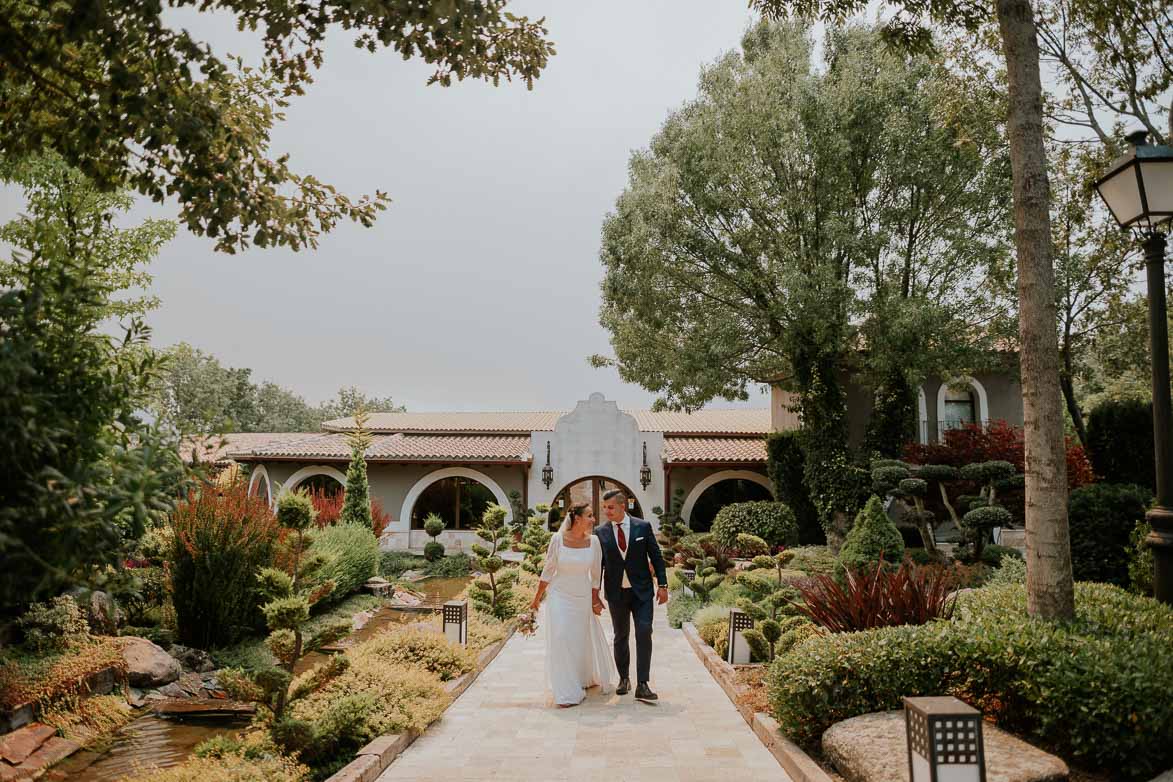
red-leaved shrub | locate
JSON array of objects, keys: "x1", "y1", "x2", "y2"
[
  {"x1": 309, "y1": 486, "x2": 391, "y2": 536},
  {"x1": 791, "y1": 560, "x2": 957, "y2": 633}
]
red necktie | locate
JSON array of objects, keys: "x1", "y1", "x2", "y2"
[{"x1": 616, "y1": 523, "x2": 627, "y2": 554}]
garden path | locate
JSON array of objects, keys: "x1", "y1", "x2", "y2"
[{"x1": 376, "y1": 604, "x2": 788, "y2": 782}]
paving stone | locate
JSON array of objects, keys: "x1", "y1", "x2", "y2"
[
  {"x1": 376, "y1": 604, "x2": 786, "y2": 780},
  {"x1": 0, "y1": 724, "x2": 55, "y2": 765},
  {"x1": 15, "y1": 737, "x2": 81, "y2": 775},
  {"x1": 822, "y1": 711, "x2": 1068, "y2": 782}
]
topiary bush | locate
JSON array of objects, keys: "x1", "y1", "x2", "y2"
[
  {"x1": 768, "y1": 582, "x2": 1173, "y2": 778},
  {"x1": 170, "y1": 484, "x2": 280, "y2": 648},
  {"x1": 734, "y1": 533, "x2": 771, "y2": 558},
  {"x1": 312, "y1": 522, "x2": 379, "y2": 603},
  {"x1": 711, "y1": 502, "x2": 799, "y2": 550},
  {"x1": 422, "y1": 513, "x2": 446, "y2": 562},
  {"x1": 837, "y1": 496, "x2": 904, "y2": 572},
  {"x1": 1086, "y1": 398, "x2": 1154, "y2": 492},
  {"x1": 1068, "y1": 483, "x2": 1152, "y2": 586}
]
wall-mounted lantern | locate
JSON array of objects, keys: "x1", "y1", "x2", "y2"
[
  {"x1": 904, "y1": 696, "x2": 986, "y2": 782},
  {"x1": 640, "y1": 441, "x2": 652, "y2": 490},
  {"x1": 542, "y1": 441, "x2": 554, "y2": 490}
]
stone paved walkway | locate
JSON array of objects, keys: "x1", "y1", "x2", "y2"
[{"x1": 377, "y1": 603, "x2": 788, "y2": 782}]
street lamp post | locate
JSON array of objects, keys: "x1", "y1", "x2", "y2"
[{"x1": 1093, "y1": 130, "x2": 1173, "y2": 604}]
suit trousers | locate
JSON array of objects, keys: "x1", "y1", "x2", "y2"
[{"x1": 609, "y1": 587, "x2": 653, "y2": 683}]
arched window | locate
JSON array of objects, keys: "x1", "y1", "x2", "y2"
[
  {"x1": 937, "y1": 377, "x2": 989, "y2": 440},
  {"x1": 411, "y1": 476, "x2": 495, "y2": 530},
  {"x1": 296, "y1": 473, "x2": 344, "y2": 498},
  {"x1": 688, "y1": 478, "x2": 773, "y2": 532}
]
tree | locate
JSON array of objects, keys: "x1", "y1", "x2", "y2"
[
  {"x1": 1, "y1": 154, "x2": 174, "y2": 320},
  {"x1": 316, "y1": 387, "x2": 407, "y2": 423},
  {"x1": 753, "y1": 0, "x2": 1077, "y2": 621},
  {"x1": 339, "y1": 408, "x2": 373, "y2": 528},
  {"x1": 0, "y1": 226, "x2": 188, "y2": 613},
  {"x1": 468, "y1": 504, "x2": 519, "y2": 620},
  {"x1": 0, "y1": 1, "x2": 555, "y2": 253},
  {"x1": 596, "y1": 21, "x2": 1009, "y2": 538}
]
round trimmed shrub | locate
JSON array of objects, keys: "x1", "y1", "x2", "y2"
[
  {"x1": 423, "y1": 541, "x2": 445, "y2": 562},
  {"x1": 837, "y1": 495, "x2": 904, "y2": 571},
  {"x1": 1068, "y1": 482, "x2": 1152, "y2": 586},
  {"x1": 734, "y1": 533, "x2": 770, "y2": 558},
  {"x1": 711, "y1": 501, "x2": 798, "y2": 550},
  {"x1": 767, "y1": 583, "x2": 1173, "y2": 778}
]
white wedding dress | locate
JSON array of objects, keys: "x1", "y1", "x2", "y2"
[{"x1": 539, "y1": 532, "x2": 616, "y2": 705}]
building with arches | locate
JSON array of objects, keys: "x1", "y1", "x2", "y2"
[{"x1": 225, "y1": 379, "x2": 1023, "y2": 552}]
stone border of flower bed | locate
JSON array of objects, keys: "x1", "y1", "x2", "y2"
[
  {"x1": 682, "y1": 622, "x2": 833, "y2": 782},
  {"x1": 324, "y1": 630, "x2": 514, "y2": 782}
]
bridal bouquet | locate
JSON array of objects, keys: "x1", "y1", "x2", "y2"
[{"x1": 516, "y1": 611, "x2": 539, "y2": 638}]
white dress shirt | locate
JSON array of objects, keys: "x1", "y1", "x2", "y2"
[{"x1": 613, "y1": 515, "x2": 631, "y2": 589}]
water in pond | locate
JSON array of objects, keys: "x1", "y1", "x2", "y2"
[
  {"x1": 58, "y1": 715, "x2": 247, "y2": 781},
  {"x1": 295, "y1": 576, "x2": 470, "y2": 675}
]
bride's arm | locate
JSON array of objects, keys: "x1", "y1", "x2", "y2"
[
  {"x1": 590, "y1": 536, "x2": 604, "y2": 615},
  {"x1": 530, "y1": 534, "x2": 560, "y2": 611}
]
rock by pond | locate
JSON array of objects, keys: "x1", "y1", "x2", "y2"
[{"x1": 117, "y1": 638, "x2": 181, "y2": 688}]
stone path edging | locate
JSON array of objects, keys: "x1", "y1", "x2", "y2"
[
  {"x1": 324, "y1": 631, "x2": 514, "y2": 782},
  {"x1": 681, "y1": 622, "x2": 833, "y2": 782}
]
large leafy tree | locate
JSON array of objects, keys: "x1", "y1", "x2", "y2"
[
  {"x1": 0, "y1": 1, "x2": 555, "y2": 253},
  {"x1": 0, "y1": 173, "x2": 189, "y2": 613},
  {"x1": 597, "y1": 22, "x2": 1009, "y2": 533}
]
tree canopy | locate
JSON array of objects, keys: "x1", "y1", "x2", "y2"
[{"x1": 0, "y1": 0, "x2": 555, "y2": 253}]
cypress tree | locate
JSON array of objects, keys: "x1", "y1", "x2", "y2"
[{"x1": 339, "y1": 406, "x2": 373, "y2": 528}]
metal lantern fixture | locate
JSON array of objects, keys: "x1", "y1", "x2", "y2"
[
  {"x1": 904, "y1": 696, "x2": 986, "y2": 782},
  {"x1": 680, "y1": 568, "x2": 696, "y2": 597},
  {"x1": 443, "y1": 599, "x2": 468, "y2": 646},
  {"x1": 542, "y1": 442, "x2": 554, "y2": 490},
  {"x1": 725, "y1": 608, "x2": 754, "y2": 664},
  {"x1": 640, "y1": 441, "x2": 652, "y2": 490},
  {"x1": 1093, "y1": 129, "x2": 1173, "y2": 605}
]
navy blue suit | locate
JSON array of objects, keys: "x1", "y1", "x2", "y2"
[{"x1": 596, "y1": 517, "x2": 667, "y2": 684}]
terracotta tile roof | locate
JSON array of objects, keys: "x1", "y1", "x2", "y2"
[
  {"x1": 180, "y1": 433, "x2": 289, "y2": 465},
  {"x1": 663, "y1": 436, "x2": 768, "y2": 464},
  {"x1": 324, "y1": 407, "x2": 771, "y2": 436},
  {"x1": 228, "y1": 433, "x2": 531, "y2": 462}
]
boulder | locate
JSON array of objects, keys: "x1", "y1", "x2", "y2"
[
  {"x1": 88, "y1": 591, "x2": 117, "y2": 635},
  {"x1": 168, "y1": 645, "x2": 214, "y2": 673},
  {"x1": 822, "y1": 711, "x2": 1068, "y2": 782},
  {"x1": 118, "y1": 637, "x2": 181, "y2": 688}
]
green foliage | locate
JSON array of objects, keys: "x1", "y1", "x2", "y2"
[
  {"x1": 421, "y1": 515, "x2": 446, "y2": 562},
  {"x1": 734, "y1": 534, "x2": 771, "y2": 558},
  {"x1": 1067, "y1": 483, "x2": 1152, "y2": 586},
  {"x1": 692, "y1": 604, "x2": 734, "y2": 635},
  {"x1": 684, "y1": 558, "x2": 726, "y2": 604},
  {"x1": 980, "y1": 544, "x2": 1023, "y2": 567},
  {"x1": 786, "y1": 546, "x2": 838, "y2": 575},
  {"x1": 766, "y1": 433, "x2": 823, "y2": 544},
  {"x1": 518, "y1": 514, "x2": 553, "y2": 576},
  {"x1": 170, "y1": 485, "x2": 280, "y2": 648},
  {"x1": 339, "y1": 409, "x2": 373, "y2": 529},
  {"x1": 866, "y1": 373, "x2": 918, "y2": 457},
  {"x1": 353, "y1": 628, "x2": 475, "y2": 682},
  {"x1": 667, "y1": 592, "x2": 703, "y2": 629},
  {"x1": 16, "y1": 596, "x2": 90, "y2": 652},
  {"x1": 380, "y1": 552, "x2": 425, "y2": 579},
  {"x1": 424, "y1": 554, "x2": 473, "y2": 579},
  {"x1": 767, "y1": 583, "x2": 1173, "y2": 777},
  {"x1": 277, "y1": 492, "x2": 316, "y2": 533},
  {"x1": 468, "y1": 505, "x2": 520, "y2": 620},
  {"x1": 1086, "y1": 399, "x2": 1155, "y2": 492},
  {"x1": 988, "y1": 556, "x2": 1027, "y2": 585},
  {"x1": 837, "y1": 496, "x2": 904, "y2": 571},
  {"x1": 741, "y1": 628, "x2": 771, "y2": 662},
  {"x1": 1129, "y1": 522, "x2": 1155, "y2": 596},
  {"x1": 312, "y1": 522, "x2": 379, "y2": 602},
  {"x1": 712, "y1": 502, "x2": 799, "y2": 550},
  {"x1": 423, "y1": 514, "x2": 446, "y2": 540},
  {"x1": 422, "y1": 542, "x2": 445, "y2": 563},
  {"x1": 655, "y1": 488, "x2": 690, "y2": 561}
]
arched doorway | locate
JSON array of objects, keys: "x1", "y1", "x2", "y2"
[
  {"x1": 686, "y1": 476, "x2": 773, "y2": 532},
  {"x1": 553, "y1": 476, "x2": 643, "y2": 529}
]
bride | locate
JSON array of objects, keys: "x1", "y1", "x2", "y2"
[{"x1": 527, "y1": 502, "x2": 616, "y2": 707}]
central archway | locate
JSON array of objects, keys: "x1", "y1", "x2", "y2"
[{"x1": 553, "y1": 476, "x2": 643, "y2": 529}]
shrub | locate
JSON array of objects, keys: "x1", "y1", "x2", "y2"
[
  {"x1": 1129, "y1": 521, "x2": 1155, "y2": 596},
  {"x1": 380, "y1": 551, "x2": 424, "y2": 579},
  {"x1": 1086, "y1": 398, "x2": 1154, "y2": 492},
  {"x1": 741, "y1": 628, "x2": 770, "y2": 662},
  {"x1": 837, "y1": 496, "x2": 904, "y2": 571},
  {"x1": 120, "y1": 567, "x2": 169, "y2": 626},
  {"x1": 423, "y1": 541, "x2": 445, "y2": 563},
  {"x1": 768, "y1": 583, "x2": 1173, "y2": 778},
  {"x1": 692, "y1": 603, "x2": 734, "y2": 634},
  {"x1": 793, "y1": 560, "x2": 956, "y2": 633},
  {"x1": 766, "y1": 432, "x2": 822, "y2": 543},
  {"x1": 354, "y1": 628, "x2": 475, "y2": 681},
  {"x1": 988, "y1": 556, "x2": 1026, "y2": 585},
  {"x1": 786, "y1": 546, "x2": 837, "y2": 575},
  {"x1": 980, "y1": 544, "x2": 1023, "y2": 567},
  {"x1": 312, "y1": 522, "x2": 379, "y2": 602},
  {"x1": 697, "y1": 618, "x2": 730, "y2": 659},
  {"x1": 424, "y1": 553, "x2": 473, "y2": 578},
  {"x1": 711, "y1": 502, "x2": 799, "y2": 550},
  {"x1": 121, "y1": 750, "x2": 308, "y2": 782},
  {"x1": 678, "y1": 532, "x2": 735, "y2": 573},
  {"x1": 468, "y1": 505, "x2": 520, "y2": 620},
  {"x1": 136, "y1": 526, "x2": 175, "y2": 566},
  {"x1": 734, "y1": 533, "x2": 770, "y2": 558},
  {"x1": 16, "y1": 596, "x2": 89, "y2": 652},
  {"x1": 667, "y1": 592, "x2": 702, "y2": 628},
  {"x1": 1068, "y1": 483, "x2": 1152, "y2": 586},
  {"x1": 170, "y1": 485, "x2": 280, "y2": 648}
]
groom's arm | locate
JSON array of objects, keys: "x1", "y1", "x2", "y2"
[{"x1": 645, "y1": 522, "x2": 668, "y2": 590}]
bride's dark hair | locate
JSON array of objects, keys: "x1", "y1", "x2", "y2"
[{"x1": 564, "y1": 502, "x2": 591, "y2": 533}]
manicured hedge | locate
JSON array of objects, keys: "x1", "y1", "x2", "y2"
[
  {"x1": 767, "y1": 583, "x2": 1173, "y2": 778},
  {"x1": 1068, "y1": 483, "x2": 1152, "y2": 586},
  {"x1": 766, "y1": 432, "x2": 823, "y2": 543},
  {"x1": 711, "y1": 501, "x2": 798, "y2": 550},
  {"x1": 1086, "y1": 399, "x2": 1154, "y2": 492}
]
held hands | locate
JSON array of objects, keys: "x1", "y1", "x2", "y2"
[
  {"x1": 592, "y1": 597, "x2": 605, "y2": 616},
  {"x1": 657, "y1": 586, "x2": 669, "y2": 605}
]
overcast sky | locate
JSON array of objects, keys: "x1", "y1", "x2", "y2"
[{"x1": 2, "y1": 1, "x2": 780, "y2": 412}]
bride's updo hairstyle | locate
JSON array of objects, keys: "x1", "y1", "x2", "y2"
[{"x1": 564, "y1": 503, "x2": 591, "y2": 534}]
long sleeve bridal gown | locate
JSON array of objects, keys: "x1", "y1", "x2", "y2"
[{"x1": 540, "y1": 533, "x2": 616, "y2": 705}]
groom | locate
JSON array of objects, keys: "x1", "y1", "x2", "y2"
[{"x1": 595, "y1": 489, "x2": 668, "y2": 701}]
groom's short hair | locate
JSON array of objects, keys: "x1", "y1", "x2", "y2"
[{"x1": 602, "y1": 489, "x2": 626, "y2": 503}]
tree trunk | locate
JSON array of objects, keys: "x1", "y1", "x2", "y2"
[
  {"x1": 1060, "y1": 370, "x2": 1089, "y2": 450},
  {"x1": 996, "y1": 0, "x2": 1074, "y2": 620}
]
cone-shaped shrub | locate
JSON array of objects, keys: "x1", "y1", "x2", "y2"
[{"x1": 837, "y1": 496, "x2": 904, "y2": 572}]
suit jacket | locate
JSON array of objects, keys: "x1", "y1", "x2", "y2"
[{"x1": 595, "y1": 517, "x2": 668, "y2": 603}]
